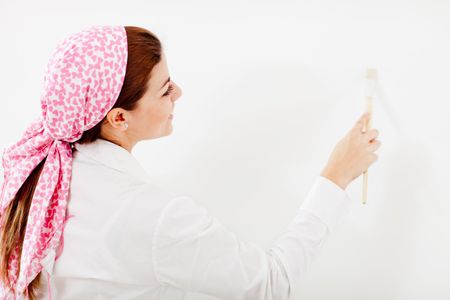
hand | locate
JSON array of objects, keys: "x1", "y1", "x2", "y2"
[{"x1": 320, "y1": 112, "x2": 381, "y2": 190}]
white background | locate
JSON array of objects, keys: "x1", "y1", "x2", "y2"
[{"x1": 1, "y1": 0, "x2": 449, "y2": 299}]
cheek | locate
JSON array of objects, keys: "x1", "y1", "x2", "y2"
[{"x1": 141, "y1": 103, "x2": 170, "y2": 123}]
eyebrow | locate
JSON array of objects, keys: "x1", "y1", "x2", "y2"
[{"x1": 160, "y1": 77, "x2": 171, "y2": 90}]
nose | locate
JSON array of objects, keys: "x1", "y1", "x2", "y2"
[{"x1": 171, "y1": 81, "x2": 182, "y2": 101}]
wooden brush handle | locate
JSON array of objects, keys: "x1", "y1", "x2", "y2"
[{"x1": 362, "y1": 96, "x2": 373, "y2": 204}]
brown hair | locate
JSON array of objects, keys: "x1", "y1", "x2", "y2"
[{"x1": 0, "y1": 25, "x2": 162, "y2": 299}]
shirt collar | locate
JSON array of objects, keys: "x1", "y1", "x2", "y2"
[{"x1": 73, "y1": 138, "x2": 151, "y2": 183}]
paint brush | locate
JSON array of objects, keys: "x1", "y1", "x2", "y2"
[{"x1": 362, "y1": 68, "x2": 377, "y2": 204}]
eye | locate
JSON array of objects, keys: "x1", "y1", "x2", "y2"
[{"x1": 163, "y1": 84, "x2": 174, "y2": 97}]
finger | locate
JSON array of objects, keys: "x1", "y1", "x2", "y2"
[
  {"x1": 364, "y1": 128, "x2": 379, "y2": 142},
  {"x1": 367, "y1": 140, "x2": 381, "y2": 152}
]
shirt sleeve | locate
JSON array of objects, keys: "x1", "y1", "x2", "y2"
[{"x1": 151, "y1": 175, "x2": 353, "y2": 300}]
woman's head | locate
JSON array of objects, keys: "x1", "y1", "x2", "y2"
[{"x1": 76, "y1": 26, "x2": 182, "y2": 152}]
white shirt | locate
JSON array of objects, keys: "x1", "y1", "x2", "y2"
[{"x1": 35, "y1": 138, "x2": 353, "y2": 300}]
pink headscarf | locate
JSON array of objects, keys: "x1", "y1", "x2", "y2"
[{"x1": 0, "y1": 25, "x2": 128, "y2": 299}]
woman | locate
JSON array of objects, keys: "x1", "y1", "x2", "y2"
[{"x1": 0, "y1": 25, "x2": 380, "y2": 300}]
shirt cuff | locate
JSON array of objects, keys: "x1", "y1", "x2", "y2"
[{"x1": 298, "y1": 175, "x2": 353, "y2": 232}]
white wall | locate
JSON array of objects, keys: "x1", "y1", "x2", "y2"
[{"x1": 1, "y1": 0, "x2": 449, "y2": 299}]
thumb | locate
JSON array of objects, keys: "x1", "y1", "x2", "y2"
[{"x1": 354, "y1": 112, "x2": 371, "y2": 132}]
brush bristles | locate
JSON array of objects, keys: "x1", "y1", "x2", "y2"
[{"x1": 365, "y1": 68, "x2": 377, "y2": 80}]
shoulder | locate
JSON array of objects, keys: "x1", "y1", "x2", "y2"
[
  {"x1": 126, "y1": 183, "x2": 198, "y2": 216},
  {"x1": 133, "y1": 182, "x2": 181, "y2": 202},
  {"x1": 154, "y1": 194, "x2": 212, "y2": 241},
  {"x1": 159, "y1": 195, "x2": 206, "y2": 218}
]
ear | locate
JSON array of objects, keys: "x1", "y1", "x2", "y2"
[{"x1": 105, "y1": 108, "x2": 127, "y2": 129}]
